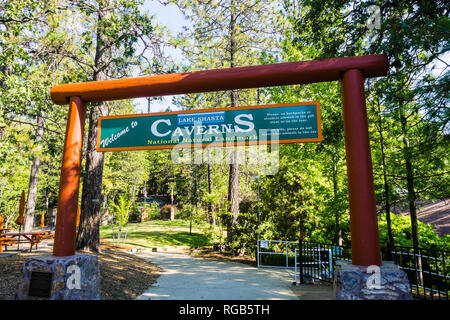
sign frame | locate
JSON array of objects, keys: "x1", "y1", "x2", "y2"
[{"x1": 96, "y1": 101, "x2": 322, "y2": 152}]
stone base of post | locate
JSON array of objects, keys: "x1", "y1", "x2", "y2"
[
  {"x1": 15, "y1": 254, "x2": 101, "y2": 300},
  {"x1": 333, "y1": 260, "x2": 413, "y2": 300}
]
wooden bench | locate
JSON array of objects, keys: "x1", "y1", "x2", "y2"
[
  {"x1": 37, "y1": 230, "x2": 54, "y2": 240},
  {"x1": 0, "y1": 236, "x2": 32, "y2": 252},
  {"x1": 0, "y1": 231, "x2": 53, "y2": 253}
]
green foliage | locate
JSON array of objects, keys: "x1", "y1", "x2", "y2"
[
  {"x1": 0, "y1": 0, "x2": 68, "y2": 227},
  {"x1": 103, "y1": 149, "x2": 150, "y2": 200},
  {"x1": 110, "y1": 193, "x2": 132, "y2": 245},
  {"x1": 282, "y1": 0, "x2": 449, "y2": 253},
  {"x1": 128, "y1": 202, "x2": 141, "y2": 223},
  {"x1": 225, "y1": 210, "x2": 258, "y2": 255},
  {"x1": 147, "y1": 201, "x2": 160, "y2": 220},
  {"x1": 378, "y1": 213, "x2": 450, "y2": 251},
  {"x1": 177, "y1": 202, "x2": 206, "y2": 222},
  {"x1": 111, "y1": 194, "x2": 132, "y2": 228},
  {"x1": 0, "y1": 0, "x2": 448, "y2": 258},
  {"x1": 177, "y1": 203, "x2": 195, "y2": 220},
  {"x1": 214, "y1": 205, "x2": 232, "y2": 249},
  {"x1": 129, "y1": 201, "x2": 159, "y2": 222}
]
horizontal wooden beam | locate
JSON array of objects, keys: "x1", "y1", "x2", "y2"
[{"x1": 50, "y1": 54, "x2": 388, "y2": 105}]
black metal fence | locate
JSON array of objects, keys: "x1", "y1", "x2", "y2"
[
  {"x1": 388, "y1": 246, "x2": 449, "y2": 300},
  {"x1": 297, "y1": 240, "x2": 351, "y2": 284},
  {"x1": 296, "y1": 240, "x2": 449, "y2": 300}
]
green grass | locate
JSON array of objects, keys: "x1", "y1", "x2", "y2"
[{"x1": 100, "y1": 219, "x2": 222, "y2": 248}]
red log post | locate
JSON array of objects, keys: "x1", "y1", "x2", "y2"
[
  {"x1": 53, "y1": 96, "x2": 86, "y2": 256},
  {"x1": 341, "y1": 69, "x2": 381, "y2": 266}
]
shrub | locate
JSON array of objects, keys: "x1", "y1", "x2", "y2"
[
  {"x1": 147, "y1": 201, "x2": 160, "y2": 220},
  {"x1": 226, "y1": 211, "x2": 258, "y2": 256},
  {"x1": 111, "y1": 194, "x2": 132, "y2": 245},
  {"x1": 128, "y1": 203, "x2": 141, "y2": 222},
  {"x1": 159, "y1": 204, "x2": 177, "y2": 220},
  {"x1": 378, "y1": 212, "x2": 450, "y2": 251}
]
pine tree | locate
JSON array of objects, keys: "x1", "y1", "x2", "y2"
[
  {"x1": 168, "y1": 0, "x2": 284, "y2": 244},
  {"x1": 33, "y1": 0, "x2": 163, "y2": 251},
  {"x1": 289, "y1": 0, "x2": 449, "y2": 255}
]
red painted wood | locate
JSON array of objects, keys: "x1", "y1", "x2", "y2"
[
  {"x1": 51, "y1": 55, "x2": 388, "y2": 105},
  {"x1": 53, "y1": 96, "x2": 86, "y2": 256},
  {"x1": 341, "y1": 69, "x2": 382, "y2": 266}
]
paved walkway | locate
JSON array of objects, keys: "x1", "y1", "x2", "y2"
[{"x1": 136, "y1": 252, "x2": 299, "y2": 300}]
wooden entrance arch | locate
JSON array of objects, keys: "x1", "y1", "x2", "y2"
[{"x1": 50, "y1": 54, "x2": 388, "y2": 266}]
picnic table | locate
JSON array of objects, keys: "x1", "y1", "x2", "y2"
[{"x1": 0, "y1": 230, "x2": 54, "y2": 253}]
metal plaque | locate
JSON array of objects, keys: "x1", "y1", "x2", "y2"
[{"x1": 28, "y1": 271, "x2": 53, "y2": 298}]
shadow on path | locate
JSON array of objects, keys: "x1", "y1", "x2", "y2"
[{"x1": 136, "y1": 252, "x2": 300, "y2": 300}]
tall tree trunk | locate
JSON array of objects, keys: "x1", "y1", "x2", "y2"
[
  {"x1": 45, "y1": 162, "x2": 50, "y2": 215},
  {"x1": 76, "y1": 2, "x2": 111, "y2": 252},
  {"x1": 227, "y1": 0, "x2": 240, "y2": 237},
  {"x1": 170, "y1": 184, "x2": 175, "y2": 220},
  {"x1": 23, "y1": 114, "x2": 44, "y2": 232},
  {"x1": 376, "y1": 102, "x2": 395, "y2": 258},
  {"x1": 332, "y1": 152, "x2": 342, "y2": 245},
  {"x1": 207, "y1": 163, "x2": 215, "y2": 226},
  {"x1": 190, "y1": 169, "x2": 197, "y2": 235},
  {"x1": 399, "y1": 104, "x2": 423, "y2": 286}
]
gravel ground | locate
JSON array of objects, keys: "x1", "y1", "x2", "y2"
[{"x1": 0, "y1": 242, "x2": 161, "y2": 300}]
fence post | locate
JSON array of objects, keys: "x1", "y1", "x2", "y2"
[
  {"x1": 299, "y1": 240, "x2": 304, "y2": 284},
  {"x1": 294, "y1": 248, "x2": 298, "y2": 284},
  {"x1": 286, "y1": 242, "x2": 289, "y2": 268},
  {"x1": 256, "y1": 240, "x2": 259, "y2": 268},
  {"x1": 328, "y1": 248, "x2": 333, "y2": 279}
]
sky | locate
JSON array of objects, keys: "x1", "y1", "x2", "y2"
[{"x1": 133, "y1": 0, "x2": 187, "y2": 114}]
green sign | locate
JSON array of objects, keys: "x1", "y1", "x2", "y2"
[{"x1": 96, "y1": 102, "x2": 322, "y2": 152}]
